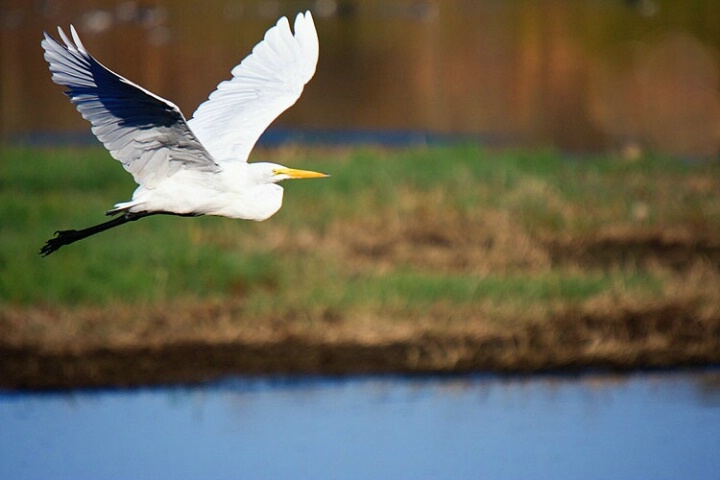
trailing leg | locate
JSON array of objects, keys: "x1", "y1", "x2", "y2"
[{"x1": 40, "y1": 211, "x2": 155, "y2": 256}]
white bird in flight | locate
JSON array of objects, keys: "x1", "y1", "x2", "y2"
[{"x1": 40, "y1": 11, "x2": 326, "y2": 256}]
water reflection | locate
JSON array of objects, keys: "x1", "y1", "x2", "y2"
[{"x1": 1, "y1": 370, "x2": 719, "y2": 479}]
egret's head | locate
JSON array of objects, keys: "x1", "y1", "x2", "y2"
[{"x1": 267, "y1": 164, "x2": 329, "y2": 183}]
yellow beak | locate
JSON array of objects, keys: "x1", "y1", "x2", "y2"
[{"x1": 273, "y1": 167, "x2": 329, "y2": 179}]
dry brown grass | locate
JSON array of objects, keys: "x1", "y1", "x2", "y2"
[{"x1": 3, "y1": 230, "x2": 719, "y2": 389}]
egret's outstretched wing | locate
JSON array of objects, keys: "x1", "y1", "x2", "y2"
[
  {"x1": 188, "y1": 11, "x2": 319, "y2": 164},
  {"x1": 42, "y1": 26, "x2": 219, "y2": 188}
]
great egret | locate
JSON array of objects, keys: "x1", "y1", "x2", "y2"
[{"x1": 39, "y1": 11, "x2": 326, "y2": 256}]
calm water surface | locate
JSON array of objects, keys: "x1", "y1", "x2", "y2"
[{"x1": 1, "y1": 371, "x2": 719, "y2": 480}]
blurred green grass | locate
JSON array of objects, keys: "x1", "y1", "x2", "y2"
[{"x1": 1, "y1": 144, "x2": 717, "y2": 314}]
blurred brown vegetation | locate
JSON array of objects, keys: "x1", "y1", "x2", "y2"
[{"x1": 2, "y1": 0, "x2": 719, "y2": 156}]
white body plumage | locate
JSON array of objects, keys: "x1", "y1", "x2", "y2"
[{"x1": 116, "y1": 162, "x2": 290, "y2": 221}]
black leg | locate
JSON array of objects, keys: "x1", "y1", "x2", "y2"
[{"x1": 40, "y1": 211, "x2": 155, "y2": 256}]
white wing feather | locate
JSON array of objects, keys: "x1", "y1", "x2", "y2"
[
  {"x1": 187, "y1": 11, "x2": 319, "y2": 164},
  {"x1": 41, "y1": 26, "x2": 219, "y2": 189}
]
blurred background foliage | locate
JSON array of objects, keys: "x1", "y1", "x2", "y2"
[{"x1": 1, "y1": 0, "x2": 719, "y2": 158}]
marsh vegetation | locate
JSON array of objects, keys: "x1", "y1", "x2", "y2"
[{"x1": 1, "y1": 145, "x2": 719, "y2": 387}]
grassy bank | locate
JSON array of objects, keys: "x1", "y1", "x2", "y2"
[{"x1": 1, "y1": 145, "x2": 719, "y2": 388}]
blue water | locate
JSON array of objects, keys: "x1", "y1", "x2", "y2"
[{"x1": 2, "y1": 371, "x2": 719, "y2": 480}]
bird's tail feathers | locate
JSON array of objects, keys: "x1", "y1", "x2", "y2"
[{"x1": 106, "y1": 200, "x2": 137, "y2": 216}]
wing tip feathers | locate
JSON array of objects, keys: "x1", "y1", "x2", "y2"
[{"x1": 43, "y1": 24, "x2": 85, "y2": 56}]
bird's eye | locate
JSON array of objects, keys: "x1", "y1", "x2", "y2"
[{"x1": 271, "y1": 169, "x2": 279, "y2": 175}]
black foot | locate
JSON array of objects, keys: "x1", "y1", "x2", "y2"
[{"x1": 39, "y1": 230, "x2": 80, "y2": 257}]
